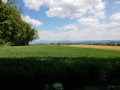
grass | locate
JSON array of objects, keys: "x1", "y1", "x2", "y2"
[
  {"x1": 0, "y1": 44, "x2": 120, "y2": 90},
  {"x1": 0, "y1": 44, "x2": 120, "y2": 58}
]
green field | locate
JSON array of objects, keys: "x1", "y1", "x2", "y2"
[
  {"x1": 1, "y1": 44, "x2": 120, "y2": 58},
  {"x1": 0, "y1": 44, "x2": 120, "y2": 90}
]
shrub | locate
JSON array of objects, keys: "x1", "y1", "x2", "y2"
[{"x1": 0, "y1": 39, "x2": 5, "y2": 47}]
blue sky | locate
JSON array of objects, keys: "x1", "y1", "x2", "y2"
[{"x1": 2, "y1": 0, "x2": 120, "y2": 41}]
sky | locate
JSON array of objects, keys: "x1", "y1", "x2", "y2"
[{"x1": 2, "y1": 0, "x2": 120, "y2": 41}]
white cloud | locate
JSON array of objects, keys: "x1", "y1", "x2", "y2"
[
  {"x1": 110, "y1": 12, "x2": 120, "y2": 22},
  {"x1": 95, "y1": 11, "x2": 105, "y2": 19},
  {"x1": 38, "y1": 30, "x2": 78, "y2": 40},
  {"x1": 38, "y1": 20, "x2": 120, "y2": 41},
  {"x1": 23, "y1": 0, "x2": 44, "y2": 11},
  {"x1": 23, "y1": 0, "x2": 105, "y2": 19},
  {"x1": 38, "y1": 12, "x2": 120, "y2": 40},
  {"x1": 58, "y1": 24, "x2": 78, "y2": 32},
  {"x1": 2, "y1": 0, "x2": 7, "y2": 3},
  {"x1": 22, "y1": 0, "x2": 120, "y2": 41},
  {"x1": 115, "y1": 1, "x2": 120, "y2": 4},
  {"x1": 38, "y1": 27, "x2": 120, "y2": 41},
  {"x1": 22, "y1": 16, "x2": 43, "y2": 26},
  {"x1": 45, "y1": 0, "x2": 105, "y2": 18},
  {"x1": 94, "y1": 1, "x2": 105, "y2": 11},
  {"x1": 78, "y1": 17, "x2": 100, "y2": 27},
  {"x1": 88, "y1": 9, "x2": 96, "y2": 14}
]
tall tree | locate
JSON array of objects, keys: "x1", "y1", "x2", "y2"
[{"x1": 0, "y1": 0, "x2": 39, "y2": 46}]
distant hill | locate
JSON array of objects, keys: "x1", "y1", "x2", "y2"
[{"x1": 30, "y1": 40, "x2": 120, "y2": 44}]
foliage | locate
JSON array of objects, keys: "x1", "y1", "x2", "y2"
[
  {"x1": 85, "y1": 87, "x2": 100, "y2": 90},
  {"x1": 57, "y1": 42, "x2": 62, "y2": 46},
  {"x1": 50, "y1": 43, "x2": 55, "y2": 45},
  {"x1": 53, "y1": 83, "x2": 64, "y2": 90},
  {"x1": 65, "y1": 43, "x2": 71, "y2": 45},
  {"x1": 88, "y1": 42, "x2": 120, "y2": 46},
  {"x1": 45, "y1": 83, "x2": 63, "y2": 90},
  {"x1": 0, "y1": 0, "x2": 39, "y2": 46},
  {"x1": 107, "y1": 85, "x2": 120, "y2": 90},
  {"x1": 0, "y1": 39, "x2": 5, "y2": 47}
]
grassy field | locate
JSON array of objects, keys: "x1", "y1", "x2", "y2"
[
  {"x1": 65, "y1": 45, "x2": 120, "y2": 51},
  {"x1": 0, "y1": 44, "x2": 120, "y2": 90},
  {"x1": 1, "y1": 44, "x2": 120, "y2": 58}
]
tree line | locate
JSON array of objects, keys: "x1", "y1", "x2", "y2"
[
  {"x1": 0, "y1": 0, "x2": 39, "y2": 46},
  {"x1": 87, "y1": 42, "x2": 120, "y2": 46}
]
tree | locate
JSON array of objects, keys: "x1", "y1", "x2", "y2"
[
  {"x1": 57, "y1": 42, "x2": 61, "y2": 46},
  {"x1": 0, "y1": 0, "x2": 39, "y2": 46},
  {"x1": 0, "y1": 39, "x2": 5, "y2": 47}
]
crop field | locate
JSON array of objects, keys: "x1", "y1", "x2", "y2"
[
  {"x1": 0, "y1": 44, "x2": 120, "y2": 90},
  {"x1": 65, "y1": 45, "x2": 120, "y2": 51}
]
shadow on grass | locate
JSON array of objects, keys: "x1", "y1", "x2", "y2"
[{"x1": 0, "y1": 57, "x2": 120, "y2": 90}]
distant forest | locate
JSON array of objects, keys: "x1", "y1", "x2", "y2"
[
  {"x1": 87, "y1": 42, "x2": 120, "y2": 46},
  {"x1": 64, "y1": 42, "x2": 120, "y2": 46}
]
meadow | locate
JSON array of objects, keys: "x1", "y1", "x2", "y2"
[{"x1": 0, "y1": 44, "x2": 120, "y2": 90}]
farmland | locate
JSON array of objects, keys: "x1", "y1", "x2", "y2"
[
  {"x1": 0, "y1": 44, "x2": 120, "y2": 90},
  {"x1": 65, "y1": 45, "x2": 120, "y2": 51}
]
